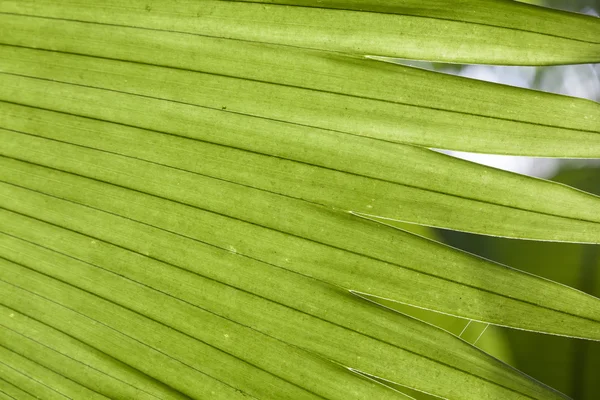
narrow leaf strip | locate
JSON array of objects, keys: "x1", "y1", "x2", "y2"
[
  {"x1": 0, "y1": 312, "x2": 191, "y2": 400},
  {"x1": 0, "y1": 257, "x2": 414, "y2": 400},
  {"x1": 0, "y1": 376, "x2": 37, "y2": 400},
  {"x1": 1, "y1": 154, "x2": 599, "y2": 342},
  {"x1": 0, "y1": 214, "x2": 565, "y2": 400},
  {"x1": 0, "y1": 0, "x2": 598, "y2": 64},
  {"x1": 0, "y1": 346, "x2": 108, "y2": 400},
  {"x1": 1, "y1": 103, "x2": 600, "y2": 243},
  {"x1": 0, "y1": 36, "x2": 598, "y2": 157}
]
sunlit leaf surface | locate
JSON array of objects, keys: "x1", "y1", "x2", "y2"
[{"x1": 1, "y1": 1, "x2": 599, "y2": 399}]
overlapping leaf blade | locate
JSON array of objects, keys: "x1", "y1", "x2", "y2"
[
  {"x1": 0, "y1": 0, "x2": 599, "y2": 64},
  {"x1": 2, "y1": 142, "x2": 600, "y2": 339},
  {"x1": 0, "y1": 312, "x2": 191, "y2": 400},
  {"x1": 1, "y1": 41, "x2": 600, "y2": 240},
  {"x1": 0, "y1": 186, "x2": 572, "y2": 399},
  {"x1": 1, "y1": 1, "x2": 600, "y2": 400},
  {"x1": 0, "y1": 16, "x2": 599, "y2": 157}
]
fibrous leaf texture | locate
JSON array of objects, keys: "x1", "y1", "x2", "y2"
[{"x1": 0, "y1": 1, "x2": 599, "y2": 399}]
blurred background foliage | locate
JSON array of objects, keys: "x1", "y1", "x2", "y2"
[{"x1": 379, "y1": 1, "x2": 600, "y2": 399}]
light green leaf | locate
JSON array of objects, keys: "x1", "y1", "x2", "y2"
[
  {"x1": 0, "y1": 309, "x2": 192, "y2": 400},
  {"x1": 2, "y1": 260, "x2": 413, "y2": 400},
  {"x1": 1, "y1": 102, "x2": 600, "y2": 243},
  {"x1": 0, "y1": 23, "x2": 598, "y2": 157},
  {"x1": 1, "y1": 1, "x2": 599, "y2": 399},
  {"x1": 0, "y1": 376, "x2": 38, "y2": 400},
  {"x1": 0, "y1": 345, "x2": 108, "y2": 400},
  {"x1": 0, "y1": 23, "x2": 599, "y2": 241},
  {"x1": 0, "y1": 201, "x2": 570, "y2": 400},
  {"x1": 2, "y1": 150, "x2": 600, "y2": 341},
  {"x1": 0, "y1": 0, "x2": 599, "y2": 65}
]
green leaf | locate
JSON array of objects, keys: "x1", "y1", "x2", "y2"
[
  {"x1": 0, "y1": 345, "x2": 108, "y2": 400},
  {"x1": 0, "y1": 0, "x2": 599, "y2": 65},
  {"x1": 2, "y1": 150, "x2": 600, "y2": 340},
  {"x1": 1, "y1": 101, "x2": 600, "y2": 242},
  {"x1": 0, "y1": 307, "x2": 192, "y2": 400},
  {"x1": 0, "y1": 20, "x2": 599, "y2": 157},
  {"x1": 0, "y1": 202, "x2": 571, "y2": 400},
  {"x1": 437, "y1": 166, "x2": 600, "y2": 399},
  {"x1": 1, "y1": 24, "x2": 600, "y2": 241},
  {"x1": 1, "y1": 1, "x2": 599, "y2": 399},
  {"x1": 0, "y1": 376, "x2": 38, "y2": 400}
]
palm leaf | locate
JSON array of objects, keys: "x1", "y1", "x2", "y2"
[
  {"x1": 0, "y1": 23, "x2": 599, "y2": 157},
  {"x1": 1, "y1": 0, "x2": 599, "y2": 64},
  {"x1": 1, "y1": 1, "x2": 599, "y2": 399}
]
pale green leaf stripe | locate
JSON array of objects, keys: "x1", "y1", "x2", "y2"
[
  {"x1": 2, "y1": 259, "x2": 420, "y2": 400},
  {"x1": 0, "y1": 346, "x2": 107, "y2": 400},
  {"x1": 0, "y1": 285, "x2": 282, "y2": 400},
  {"x1": 0, "y1": 392, "x2": 17, "y2": 400},
  {"x1": 0, "y1": 357, "x2": 68, "y2": 400},
  {"x1": 0, "y1": 26, "x2": 599, "y2": 157},
  {"x1": 1, "y1": 153, "x2": 599, "y2": 342},
  {"x1": 0, "y1": 233, "x2": 559, "y2": 400},
  {"x1": 2, "y1": 103, "x2": 600, "y2": 244},
  {"x1": 0, "y1": 376, "x2": 37, "y2": 400},
  {"x1": 0, "y1": 313, "x2": 191, "y2": 400},
  {"x1": 1, "y1": 266, "x2": 405, "y2": 400},
  {"x1": 0, "y1": 0, "x2": 598, "y2": 65},
  {"x1": 0, "y1": 12, "x2": 592, "y2": 138},
  {"x1": 0, "y1": 212, "x2": 570, "y2": 400},
  {"x1": 0, "y1": 307, "x2": 239, "y2": 400}
]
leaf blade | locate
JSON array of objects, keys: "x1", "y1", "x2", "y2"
[
  {"x1": 0, "y1": 202, "x2": 568, "y2": 400},
  {"x1": 2, "y1": 99, "x2": 600, "y2": 244},
  {"x1": 0, "y1": 0, "x2": 599, "y2": 64},
  {"x1": 0, "y1": 21, "x2": 598, "y2": 157},
  {"x1": 1, "y1": 153, "x2": 599, "y2": 342}
]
